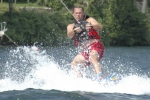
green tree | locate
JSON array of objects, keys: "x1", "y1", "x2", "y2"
[
  {"x1": 8, "y1": 0, "x2": 13, "y2": 18},
  {"x1": 0, "y1": 0, "x2": 150, "y2": 46},
  {"x1": 101, "y1": 0, "x2": 150, "y2": 46}
]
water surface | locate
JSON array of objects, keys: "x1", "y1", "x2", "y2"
[{"x1": 0, "y1": 46, "x2": 150, "y2": 100}]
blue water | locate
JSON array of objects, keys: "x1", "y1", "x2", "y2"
[{"x1": 0, "y1": 46, "x2": 150, "y2": 100}]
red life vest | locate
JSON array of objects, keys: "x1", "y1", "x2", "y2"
[
  {"x1": 73, "y1": 27, "x2": 100, "y2": 47},
  {"x1": 72, "y1": 15, "x2": 100, "y2": 46}
]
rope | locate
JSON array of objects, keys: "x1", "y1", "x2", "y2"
[
  {"x1": 59, "y1": 0, "x2": 79, "y2": 23},
  {"x1": 4, "y1": 33, "x2": 18, "y2": 46}
]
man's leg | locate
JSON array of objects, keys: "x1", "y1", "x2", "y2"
[
  {"x1": 89, "y1": 50, "x2": 102, "y2": 74},
  {"x1": 71, "y1": 54, "x2": 86, "y2": 77}
]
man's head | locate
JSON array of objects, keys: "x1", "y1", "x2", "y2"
[{"x1": 73, "y1": 6, "x2": 84, "y2": 21}]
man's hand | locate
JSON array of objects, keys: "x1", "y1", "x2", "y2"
[
  {"x1": 74, "y1": 27, "x2": 82, "y2": 33},
  {"x1": 74, "y1": 21, "x2": 92, "y2": 33},
  {"x1": 85, "y1": 23, "x2": 92, "y2": 31}
]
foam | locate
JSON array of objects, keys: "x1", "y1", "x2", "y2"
[{"x1": 0, "y1": 46, "x2": 150, "y2": 95}]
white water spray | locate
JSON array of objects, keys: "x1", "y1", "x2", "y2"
[{"x1": 0, "y1": 46, "x2": 150, "y2": 96}]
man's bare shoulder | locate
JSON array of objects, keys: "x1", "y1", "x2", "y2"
[
  {"x1": 86, "y1": 17, "x2": 97, "y2": 22},
  {"x1": 67, "y1": 23, "x2": 74, "y2": 27},
  {"x1": 67, "y1": 23, "x2": 74, "y2": 29}
]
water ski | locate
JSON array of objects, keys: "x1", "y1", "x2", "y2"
[{"x1": 97, "y1": 73, "x2": 121, "y2": 83}]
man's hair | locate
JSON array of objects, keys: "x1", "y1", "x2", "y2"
[{"x1": 73, "y1": 6, "x2": 84, "y2": 12}]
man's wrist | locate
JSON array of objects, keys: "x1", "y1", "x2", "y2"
[
  {"x1": 74, "y1": 30, "x2": 76, "y2": 33},
  {"x1": 81, "y1": 27, "x2": 86, "y2": 32}
]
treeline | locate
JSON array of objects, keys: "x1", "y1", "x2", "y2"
[
  {"x1": 0, "y1": 0, "x2": 150, "y2": 46},
  {"x1": 0, "y1": 10, "x2": 69, "y2": 46}
]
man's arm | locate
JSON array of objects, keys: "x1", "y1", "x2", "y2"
[
  {"x1": 86, "y1": 17, "x2": 102, "y2": 31},
  {"x1": 67, "y1": 24, "x2": 75, "y2": 39}
]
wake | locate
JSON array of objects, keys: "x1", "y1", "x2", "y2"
[{"x1": 0, "y1": 46, "x2": 150, "y2": 95}]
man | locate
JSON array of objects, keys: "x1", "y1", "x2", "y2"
[{"x1": 67, "y1": 6, "x2": 104, "y2": 79}]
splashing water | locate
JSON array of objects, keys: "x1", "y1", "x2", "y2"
[{"x1": 0, "y1": 46, "x2": 150, "y2": 95}]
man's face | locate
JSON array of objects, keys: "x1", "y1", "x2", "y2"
[{"x1": 73, "y1": 8, "x2": 84, "y2": 21}]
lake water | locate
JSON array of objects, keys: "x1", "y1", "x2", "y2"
[{"x1": 0, "y1": 46, "x2": 150, "y2": 100}]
